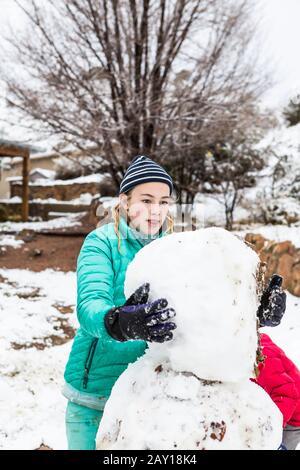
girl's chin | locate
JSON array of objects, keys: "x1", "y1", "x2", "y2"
[{"x1": 141, "y1": 221, "x2": 161, "y2": 235}]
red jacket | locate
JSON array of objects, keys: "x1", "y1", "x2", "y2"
[{"x1": 254, "y1": 333, "x2": 300, "y2": 427}]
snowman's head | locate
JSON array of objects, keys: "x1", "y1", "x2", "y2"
[{"x1": 125, "y1": 227, "x2": 260, "y2": 382}]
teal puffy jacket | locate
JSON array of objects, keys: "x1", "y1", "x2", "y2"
[{"x1": 63, "y1": 216, "x2": 166, "y2": 409}]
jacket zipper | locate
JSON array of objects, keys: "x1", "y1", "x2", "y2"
[{"x1": 83, "y1": 338, "x2": 98, "y2": 389}]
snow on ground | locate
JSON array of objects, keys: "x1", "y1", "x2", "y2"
[
  {"x1": 0, "y1": 342, "x2": 73, "y2": 450},
  {"x1": 0, "y1": 235, "x2": 24, "y2": 248},
  {"x1": 0, "y1": 212, "x2": 83, "y2": 234},
  {"x1": 0, "y1": 269, "x2": 78, "y2": 450},
  {"x1": 0, "y1": 225, "x2": 299, "y2": 450}
]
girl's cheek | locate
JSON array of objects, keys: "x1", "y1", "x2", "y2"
[
  {"x1": 130, "y1": 210, "x2": 140, "y2": 221},
  {"x1": 129, "y1": 204, "x2": 146, "y2": 220}
]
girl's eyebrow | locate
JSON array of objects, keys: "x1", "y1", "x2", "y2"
[{"x1": 140, "y1": 193, "x2": 170, "y2": 199}]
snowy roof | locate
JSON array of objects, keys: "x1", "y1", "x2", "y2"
[
  {"x1": 29, "y1": 168, "x2": 55, "y2": 179},
  {"x1": 6, "y1": 176, "x2": 23, "y2": 182}
]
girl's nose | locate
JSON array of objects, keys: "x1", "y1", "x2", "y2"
[{"x1": 150, "y1": 203, "x2": 160, "y2": 215}]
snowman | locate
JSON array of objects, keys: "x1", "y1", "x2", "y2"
[{"x1": 97, "y1": 227, "x2": 282, "y2": 450}]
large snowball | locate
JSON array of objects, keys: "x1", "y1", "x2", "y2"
[
  {"x1": 97, "y1": 354, "x2": 283, "y2": 450},
  {"x1": 124, "y1": 227, "x2": 259, "y2": 382}
]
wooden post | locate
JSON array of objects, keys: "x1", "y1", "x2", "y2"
[{"x1": 22, "y1": 151, "x2": 30, "y2": 221}]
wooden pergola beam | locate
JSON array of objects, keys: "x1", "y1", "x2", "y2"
[
  {"x1": 0, "y1": 140, "x2": 32, "y2": 222},
  {"x1": 0, "y1": 143, "x2": 30, "y2": 158},
  {"x1": 21, "y1": 150, "x2": 30, "y2": 222}
]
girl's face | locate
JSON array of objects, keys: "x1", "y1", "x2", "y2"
[{"x1": 120, "y1": 182, "x2": 171, "y2": 235}]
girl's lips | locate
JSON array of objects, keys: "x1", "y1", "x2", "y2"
[{"x1": 147, "y1": 220, "x2": 160, "y2": 226}]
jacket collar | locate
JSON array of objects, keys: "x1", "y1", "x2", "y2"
[{"x1": 118, "y1": 216, "x2": 166, "y2": 248}]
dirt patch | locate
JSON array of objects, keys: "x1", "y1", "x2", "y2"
[
  {"x1": 0, "y1": 233, "x2": 85, "y2": 272},
  {"x1": 52, "y1": 303, "x2": 74, "y2": 314},
  {"x1": 11, "y1": 316, "x2": 76, "y2": 351},
  {"x1": 15, "y1": 287, "x2": 43, "y2": 299},
  {"x1": 35, "y1": 443, "x2": 53, "y2": 450}
]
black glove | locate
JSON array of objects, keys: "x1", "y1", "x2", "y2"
[
  {"x1": 104, "y1": 282, "x2": 176, "y2": 342},
  {"x1": 257, "y1": 274, "x2": 287, "y2": 327}
]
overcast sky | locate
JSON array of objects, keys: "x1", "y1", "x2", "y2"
[
  {"x1": 256, "y1": 0, "x2": 300, "y2": 107},
  {"x1": 1, "y1": 0, "x2": 300, "y2": 139}
]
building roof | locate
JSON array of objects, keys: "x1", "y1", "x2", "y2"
[{"x1": 30, "y1": 168, "x2": 56, "y2": 179}]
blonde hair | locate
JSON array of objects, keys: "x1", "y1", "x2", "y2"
[{"x1": 112, "y1": 192, "x2": 174, "y2": 253}]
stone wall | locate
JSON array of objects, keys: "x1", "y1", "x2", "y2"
[
  {"x1": 245, "y1": 233, "x2": 300, "y2": 297},
  {"x1": 10, "y1": 181, "x2": 104, "y2": 201},
  {"x1": 0, "y1": 201, "x2": 90, "y2": 220}
]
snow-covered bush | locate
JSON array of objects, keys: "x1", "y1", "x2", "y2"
[
  {"x1": 256, "y1": 192, "x2": 300, "y2": 226},
  {"x1": 244, "y1": 123, "x2": 300, "y2": 225}
]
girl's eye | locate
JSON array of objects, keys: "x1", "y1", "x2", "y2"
[{"x1": 141, "y1": 199, "x2": 169, "y2": 205}]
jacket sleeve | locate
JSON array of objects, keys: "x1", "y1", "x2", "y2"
[
  {"x1": 257, "y1": 355, "x2": 299, "y2": 427},
  {"x1": 76, "y1": 230, "x2": 116, "y2": 340}
]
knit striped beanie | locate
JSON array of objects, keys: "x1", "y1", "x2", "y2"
[{"x1": 119, "y1": 155, "x2": 173, "y2": 195}]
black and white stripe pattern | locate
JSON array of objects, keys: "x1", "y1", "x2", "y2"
[{"x1": 119, "y1": 155, "x2": 173, "y2": 194}]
